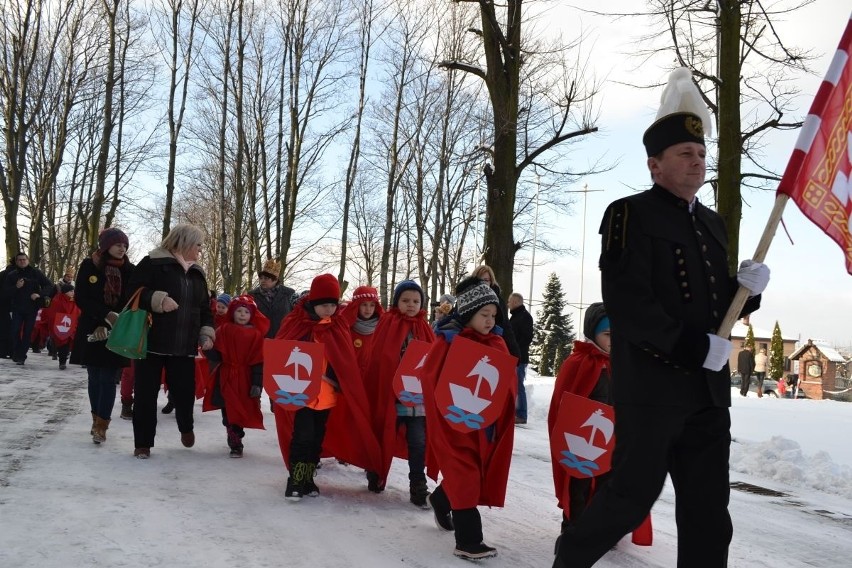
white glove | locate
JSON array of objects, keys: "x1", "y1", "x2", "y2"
[
  {"x1": 736, "y1": 260, "x2": 770, "y2": 296},
  {"x1": 703, "y1": 334, "x2": 732, "y2": 371}
]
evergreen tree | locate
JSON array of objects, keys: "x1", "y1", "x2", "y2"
[
  {"x1": 769, "y1": 321, "x2": 785, "y2": 380},
  {"x1": 745, "y1": 324, "x2": 755, "y2": 351},
  {"x1": 530, "y1": 273, "x2": 575, "y2": 376}
]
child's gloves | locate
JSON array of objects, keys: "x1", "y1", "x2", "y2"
[{"x1": 250, "y1": 385, "x2": 263, "y2": 398}]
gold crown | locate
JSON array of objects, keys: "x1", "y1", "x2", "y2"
[{"x1": 260, "y1": 259, "x2": 281, "y2": 278}]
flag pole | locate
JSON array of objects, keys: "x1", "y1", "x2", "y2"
[{"x1": 717, "y1": 193, "x2": 790, "y2": 338}]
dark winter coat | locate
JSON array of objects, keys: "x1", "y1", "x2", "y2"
[
  {"x1": 509, "y1": 304, "x2": 534, "y2": 364},
  {"x1": 3, "y1": 264, "x2": 53, "y2": 314},
  {"x1": 599, "y1": 184, "x2": 761, "y2": 408},
  {"x1": 248, "y1": 284, "x2": 296, "y2": 338},
  {"x1": 70, "y1": 256, "x2": 135, "y2": 367},
  {"x1": 737, "y1": 349, "x2": 755, "y2": 376},
  {"x1": 491, "y1": 283, "x2": 520, "y2": 359},
  {"x1": 127, "y1": 248, "x2": 214, "y2": 357}
]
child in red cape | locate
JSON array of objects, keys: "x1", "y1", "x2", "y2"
[
  {"x1": 548, "y1": 302, "x2": 652, "y2": 546},
  {"x1": 341, "y1": 286, "x2": 384, "y2": 377},
  {"x1": 43, "y1": 284, "x2": 81, "y2": 370},
  {"x1": 202, "y1": 294, "x2": 268, "y2": 457},
  {"x1": 272, "y1": 274, "x2": 381, "y2": 500},
  {"x1": 421, "y1": 277, "x2": 516, "y2": 561},
  {"x1": 363, "y1": 279, "x2": 435, "y2": 505},
  {"x1": 213, "y1": 293, "x2": 231, "y2": 329}
]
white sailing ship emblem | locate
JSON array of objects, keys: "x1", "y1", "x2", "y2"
[
  {"x1": 445, "y1": 356, "x2": 499, "y2": 429},
  {"x1": 560, "y1": 409, "x2": 614, "y2": 475},
  {"x1": 55, "y1": 315, "x2": 73, "y2": 334},
  {"x1": 272, "y1": 346, "x2": 314, "y2": 406},
  {"x1": 399, "y1": 354, "x2": 427, "y2": 404}
]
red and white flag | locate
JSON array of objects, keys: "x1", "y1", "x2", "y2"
[{"x1": 777, "y1": 13, "x2": 852, "y2": 274}]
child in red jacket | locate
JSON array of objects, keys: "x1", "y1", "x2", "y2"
[
  {"x1": 421, "y1": 277, "x2": 516, "y2": 560},
  {"x1": 203, "y1": 295, "x2": 268, "y2": 457},
  {"x1": 43, "y1": 284, "x2": 81, "y2": 370}
]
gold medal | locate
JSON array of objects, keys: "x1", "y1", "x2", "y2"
[{"x1": 89, "y1": 275, "x2": 98, "y2": 284}]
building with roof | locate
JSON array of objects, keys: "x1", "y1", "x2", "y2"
[{"x1": 788, "y1": 340, "x2": 849, "y2": 400}]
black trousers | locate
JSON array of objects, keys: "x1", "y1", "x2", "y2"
[
  {"x1": 132, "y1": 354, "x2": 196, "y2": 448},
  {"x1": 289, "y1": 407, "x2": 330, "y2": 467},
  {"x1": 554, "y1": 404, "x2": 732, "y2": 568}
]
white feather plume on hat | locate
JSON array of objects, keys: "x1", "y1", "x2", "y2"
[{"x1": 656, "y1": 67, "x2": 713, "y2": 137}]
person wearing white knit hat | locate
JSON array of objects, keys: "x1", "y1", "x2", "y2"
[{"x1": 553, "y1": 68, "x2": 770, "y2": 568}]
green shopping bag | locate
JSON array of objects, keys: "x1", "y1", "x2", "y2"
[{"x1": 106, "y1": 288, "x2": 151, "y2": 359}]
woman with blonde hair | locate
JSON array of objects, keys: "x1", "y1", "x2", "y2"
[{"x1": 127, "y1": 223, "x2": 214, "y2": 458}]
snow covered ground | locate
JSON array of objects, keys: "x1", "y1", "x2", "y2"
[{"x1": 1, "y1": 354, "x2": 851, "y2": 567}]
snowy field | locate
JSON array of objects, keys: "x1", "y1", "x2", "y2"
[{"x1": 1, "y1": 353, "x2": 851, "y2": 567}]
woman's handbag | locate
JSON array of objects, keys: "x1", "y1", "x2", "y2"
[{"x1": 106, "y1": 288, "x2": 151, "y2": 359}]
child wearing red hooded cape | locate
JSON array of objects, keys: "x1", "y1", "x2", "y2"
[
  {"x1": 339, "y1": 285, "x2": 384, "y2": 377},
  {"x1": 362, "y1": 279, "x2": 434, "y2": 505},
  {"x1": 202, "y1": 294, "x2": 268, "y2": 457},
  {"x1": 43, "y1": 283, "x2": 81, "y2": 370},
  {"x1": 548, "y1": 302, "x2": 652, "y2": 546},
  {"x1": 272, "y1": 274, "x2": 382, "y2": 500},
  {"x1": 421, "y1": 277, "x2": 516, "y2": 561}
]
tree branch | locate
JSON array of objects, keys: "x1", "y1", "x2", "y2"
[
  {"x1": 438, "y1": 60, "x2": 486, "y2": 80},
  {"x1": 518, "y1": 126, "x2": 598, "y2": 174}
]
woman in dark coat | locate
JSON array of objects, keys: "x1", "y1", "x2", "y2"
[
  {"x1": 72, "y1": 228, "x2": 135, "y2": 444},
  {"x1": 127, "y1": 224, "x2": 214, "y2": 459}
]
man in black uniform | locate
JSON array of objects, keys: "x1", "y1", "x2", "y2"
[{"x1": 553, "y1": 68, "x2": 770, "y2": 567}]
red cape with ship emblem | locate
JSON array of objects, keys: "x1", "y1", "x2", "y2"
[
  {"x1": 202, "y1": 321, "x2": 266, "y2": 430},
  {"x1": 551, "y1": 392, "x2": 615, "y2": 479},
  {"x1": 363, "y1": 308, "x2": 435, "y2": 485},
  {"x1": 263, "y1": 339, "x2": 324, "y2": 410},
  {"x1": 391, "y1": 340, "x2": 432, "y2": 408},
  {"x1": 433, "y1": 335, "x2": 516, "y2": 432},
  {"x1": 44, "y1": 294, "x2": 81, "y2": 347},
  {"x1": 422, "y1": 328, "x2": 516, "y2": 509},
  {"x1": 270, "y1": 299, "x2": 382, "y2": 472},
  {"x1": 548, "y1": 341, "x2": 653, "y2": 545}
]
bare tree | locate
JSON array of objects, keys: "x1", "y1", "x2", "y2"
[{"x1": 440, "y1": 0, "x2": 600, "y2": 297}]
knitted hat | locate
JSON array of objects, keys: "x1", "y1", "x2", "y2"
[
  {"x1": 309, "y1": 274, "x2": 340, "y2": 305},
  {"x1": 259, "y1": 259, "x2": 281, "y2": 279},
  {"x1": 583, "y1": 302, "x2": 608, "y2": 341},
  {"x1": 438, "y1": 293, "x2": 455, "y2": 306},
  {"x1": 642, "y1": 68, "x2": 712, "y2": 157},
  {"x1": 60, "y1": 283, "x2": 75, "y2": 294},
  {"x1": 228, "y1": 294, "x2": 258, "y2": 317},
  {"x1": 217, "y1": 293, "x2": 232, "y2": 306},
  {"x1": 351, "y1": 286, "x2": 379, "y2": 303},
  {"x1": 391, "y1": 279, "x2": 424, "y2": 308},
  {"x1": 97, "y1": 227, "x2": 129, "y2": 254},
  {"x1": 454, "y1": 276, "x2": 499, "y2": 324}
]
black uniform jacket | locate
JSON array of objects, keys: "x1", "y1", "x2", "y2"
[
  {"x1": 599, "y1": 184, "x2": 760, "y2": 409},
  {"x1": 71, "y1": 256, "x2": 135, "y2": 367},
  {"x1": 128, "y1": 248, "x2": 214, "y2": 357}
]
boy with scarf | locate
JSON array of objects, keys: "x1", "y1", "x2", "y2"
[
  {"x1": 548, "y1": 303, "x2": 652, "y2": 546},
  {"x1": 363, "y1": 280, "x2": 435, "y2": 506},
  {"x1": 273, "y1": 274, "x2": 381, "y2": 500},
  {"x1": 203, "y1": 295, "x2": 268, "y2": 457},
  {"x1": 422, "y1": 277, "x2": 516, "y2": 560}
]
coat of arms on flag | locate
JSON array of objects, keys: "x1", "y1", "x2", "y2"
[
  {"x1": 52, "y1": 312, "x2": 77, "y2": 343},
  {"x1": 434, "y1": 336, "x2": 516, "y2": 433},
  {"x1": 392, "y1": 340, "x2": 432, "y2": 407},
  {"x1": 551, "y1": 391, "x2": 615, "y2": 478},
  {"x1": 263, "y1": 339, "x2": 324, "y2": 411}
]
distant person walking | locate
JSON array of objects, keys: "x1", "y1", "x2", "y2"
[
  {"x1": 248, "y1": 259, "x2": 296, "y2": 338},
  {"x1": 738, "y1": 345, "x2": 755, "y2": 397},
  {"x1": 4, "y1": 253, "x2": 53, "y2": 365},
  {"x1": 508, "y1": 292, "x2": 534, "y2": 424},
  {"x1": 754, "y1": 348, "x2": 768, "y2": 398}
]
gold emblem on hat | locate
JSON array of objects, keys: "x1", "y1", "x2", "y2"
[
  {"x1": 685, "y1": 116, "x2": 704, "y2": 137},
  {"x1": 89, "y1": 275, "x2": 98, "y2": 284}
]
